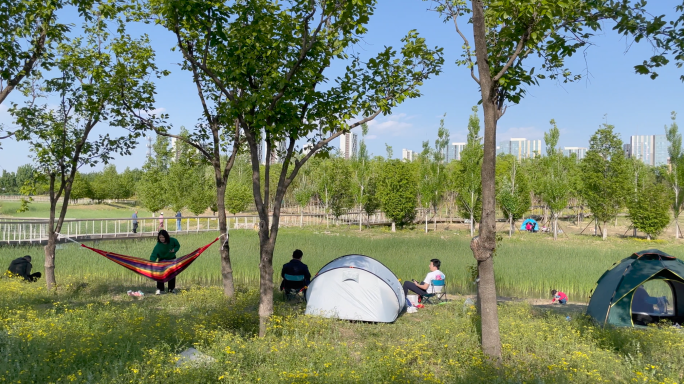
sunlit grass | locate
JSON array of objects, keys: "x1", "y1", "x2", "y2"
[
  {"x1": 1, "y1": 277, "x2": 683, "y2": 383},
  {"x1": 2, "y1": 226, "x2": 681, "y2": 301}
]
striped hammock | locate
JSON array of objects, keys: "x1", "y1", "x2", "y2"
[{"x1": 80, "y1": 238, "x2": 219, "y2": 282}]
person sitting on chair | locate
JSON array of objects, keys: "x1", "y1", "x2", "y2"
[
  {"x1": 280, "y1": 249, "x2": 311, "y2": 295},
  {"x1": 7, "y1": 255, "x2": 42, "y2": 282},
  {"x1": 632, "y1": 285, "x2": 657, "y2": 313},
  {"x1": 403, "y1": 258, "x2": 445, "y2": 301}
]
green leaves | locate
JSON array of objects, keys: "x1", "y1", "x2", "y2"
[
  {"x1": 377, "y1": 160, "x2": 418, "y2": 227},
  {"x1": 581, "y1": 123, "x2": 630, "y2": 227}
]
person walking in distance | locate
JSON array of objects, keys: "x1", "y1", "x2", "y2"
[
  {"x1": 132, "y1": 210, "x2": 138, "y2": 234},
  {"x1": 158, "y1": 212, "x2": 164, "y2": 230},
  {"x1": 175, "y1": 211, "x2": 182, "y2": 232}
]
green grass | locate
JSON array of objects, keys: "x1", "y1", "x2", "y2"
[
  {"x1": 0, "y1": 201, "x2": 152, "y2": 219},
  {"x1": 1, "y1": 279, "x2": 683, "y2": 383},
  {"x1": 1, "y1": 226, "x2": 682, "y2": 301},
  {"x1": 3, "y1": 228, "x2": 684, "y2": 383}
]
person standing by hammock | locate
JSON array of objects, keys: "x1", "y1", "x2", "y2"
[{"x1": 150, "y1": 230, "x2": 181, "y2": 294}]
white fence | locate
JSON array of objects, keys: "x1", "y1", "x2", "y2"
[{"x1": 0, "y1": 211, "x2": 392, "y2": 245}]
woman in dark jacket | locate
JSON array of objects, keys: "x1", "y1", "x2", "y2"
[{"x1": 150, "y1": 230, "x2": 181, "y2": 295}]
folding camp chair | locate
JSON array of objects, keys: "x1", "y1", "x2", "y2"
[
  {"x1": 281, "y1": 274, "x2": 307, "y2": 302},
  {"x1": 421, "y1": 279, "x2": 447, "y2": 304}
]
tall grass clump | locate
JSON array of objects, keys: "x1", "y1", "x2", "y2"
[{"x1": 1, "y1": 228, "x2": 681, "y2": 300}]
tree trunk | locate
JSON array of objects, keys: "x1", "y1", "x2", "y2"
[
  {"x1": 44, "y1": 176, "x2": 60, "y2": 291},
  {"x1": 602, "y1": 221, "x2": 608, "y2": 240},
  {"x1": 470, "y1": 210, "x2": 474, "y2": 237},
  {"x1": 391, "y1": 221, "x2": 396, "y2": 232},
  {"x1": 257, "y1": 235, "x2": 275, "y2": 337},
  {"x1": 470, "y1": 0, "x2": 502, "y2": 361},
  {"x1": 509, "y1": 215, "x2": 513, "y2": 238},
  {"x1": 434, "y1": 208, "x2": 437, "y2": 231},
  {"x1": 425, "y1": 210, "x2": 428, "y2": 233},
  {"x1": 215, "y1": 181, "x2": 235, "y2": 298},
  {"x1": 359, "y1": 186, "x2": 363, "y2": 231},
  {"x1": 553, "y1": 214, "x2": 558, "y2": 241},
  {"x1": 676, "y1": 219, "x2": 681, "y2": 239},
  {"x1": 44, "y1": 233, "x2": 57, "y2": 291}
]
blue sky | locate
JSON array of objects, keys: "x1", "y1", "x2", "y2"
[{"x1": 1, "y1": 0, "x2": 683, "y2": 172}]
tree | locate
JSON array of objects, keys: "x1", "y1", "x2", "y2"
[
  {"x1": 293, "y1": 161, "x2": 316, "y2": 228},
  {"x1": 418, "y1": 116, "x2": 449, "y2": 233},
  {"x1": 166, "y1": 129, "x2": 203, "y2": 213},
  {"x1": 11, "y1": 6, "x2": 160, "y2": 290},
  {"x1": 627, "y1": 164, "x2": 671, "y2": 240},
  {"x1": 185, "y1": 167, "x2": 214, "y2": 216},
  {"x1": 137, "y1": 138, "x2": 172, "y2": 214},
  {"x1": 0, "y1": 0, "x2": 77, "y2": 149},
  {"x1": 455, "y1": 106, "x2": 482, "y2": 237},
  {"x1": 581, "y1": 124, "x2": 630, "y2": 240},
  {"x1": 225, "y1": 179, "x2": 252, "y2": 216},
  {"x1": 155, "y1": 0, "x2": 443, "y2": 335},
  {"x1": 385, "y1": 144, "x2": 394, "y2": 159},
  {"x1": 352, "y1": 123, "x2": 372, "y2": 230},
  {"x1": 664, "y1": 112, "x2": 684, "y2": 238},
  {"x1": 0, "y1": 170, "x2": 18, "y2": 194},
  {"x1": 317, "y1": 157, "x2": 354, "y2": 222},
  {"x1": 428, "y1": 0, "x2": 636, "y2": 359},
  {"x1": 15, "y1": 164, "x2": 35, "y2": 190},
  {"x1": 119, "y1": 167, "x2": 142, "y2": 200},
  {"x1": 539, "y1": 120, "x2": 572, "y2": 240},
  {"x1": 496, "y1": 155, "x2": 530, "y2": 237},
  {"x1": 69, "y1": 172, "x2": 91, "y2": 202},
  {"x1": 137, "y1": 160, "x2": 168, "y2": 214},
  {"x1": 378, "y1": 160, "x2": 418, "y2": 231},
  {"x1": 91, "y1": 165, "x2": 121, "y2": 202}
]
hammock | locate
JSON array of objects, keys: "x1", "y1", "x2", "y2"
[{"x1": 79, "y1": 238, "x2": 219, "y2": 282}]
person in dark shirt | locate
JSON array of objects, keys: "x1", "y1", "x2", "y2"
[
  {"x1": 7, "y1": 255, "x2": 42, "y2": 282},
  {"x1": 280, "y1": 249, "x2": 311, "y2": 294}
]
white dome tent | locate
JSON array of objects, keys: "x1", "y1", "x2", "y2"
[{"x1": 305, "y1": 255, "x2": 406, "y2": 322}]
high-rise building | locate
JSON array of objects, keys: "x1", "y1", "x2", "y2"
[
  {"x1": 628, "y1": 135, "x2": 669, "y2": 166},
  {"x1": 261, "y1": 140, "x2": 286, "y2": 165},
  {"x1": 562, "y1": 147, "x2": 587, "y2": 160},
  {"x1": 170, "y1": 137, "x2": 181, "y2": 161},
  {"x1": 496, "y1": 138, "x2": 542, "y2": 160},
  {"x1": 340, "y1": 132, "x2": 358, "y2": 160},
  {"x1": 451, "y1": 142, "x2": 466, "y2": 161},
  {"x1": 402, "y1": 149, "x2": 416, "y2": 162}
]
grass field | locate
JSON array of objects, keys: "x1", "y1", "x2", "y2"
[
  {"x1": 0, "y1": 201, "x2": 152, "y2": 219},
  {"x1": 1, "y1": 226, "x2": 681, "y2": 300},
  {"x1": 1, "y1": 278, "x2": 683, "y2": 383},
  {"x1": 3, "y1": 227, "x2": 684, "y2": 382}
]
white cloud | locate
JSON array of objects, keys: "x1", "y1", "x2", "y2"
[
  {"x1": 496, "y1": 126, "x2": 545, "y2": 142},
  {"x1": 141, "y1": 107, "x2": 167, "y2": 116},
  {"x1": 366, "y1": 113, "x2": 417, "y2": 137}
]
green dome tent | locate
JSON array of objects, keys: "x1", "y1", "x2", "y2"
[{"x1": 586, "y1": 249, "x2": 684, "y2": 327}]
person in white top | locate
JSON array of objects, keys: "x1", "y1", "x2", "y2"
[{"x1": 403, "y1": 259, "x2": 445, "y2": 299}]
